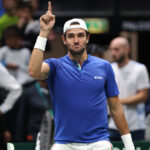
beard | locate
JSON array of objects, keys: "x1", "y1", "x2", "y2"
[
  {"x1": 114, "y1": 55, "x2": 126, "y2": 64},
  {"x1": 68, "y1": 42, "x2": 87, "y2": 56},
  {"x1": 68, "y1": 48, "x2": 86, "y2": 55}
]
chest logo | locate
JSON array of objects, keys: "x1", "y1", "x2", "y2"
[{"x1": 94, "y1": 76, "x2": 103, "y2": 80}]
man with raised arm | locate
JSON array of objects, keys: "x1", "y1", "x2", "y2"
[{"x1": 29, "y1": 2, "x2": 135, "y2": 150}]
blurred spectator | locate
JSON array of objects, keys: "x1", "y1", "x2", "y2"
[
  {"x1": 44, "y1": 28, "x2": 67, "y2": 59},
  {"x1": 0, "y1": 25, "x2": 33, "y2": 84},
  {"x1": 87, "y1": 43, "x2": 105, "y2": 58},
  {"x1": 15, "y1": 80, "x2": 52, "y2": 142},
  {"x1": 21, "y1": 0, "x2": 39, "y2": 18},
  {"x1": 86, "y1": 43, "x2": 112, "y2": 62},
  {"x1": 0, "y1": 25, "x2": 49, "y2": 142},
  {"x1": 108, "y1": 37, "x2": 150, "y2": 141},
  {"x1": 29, "y1": 0, "x2": 39, "y2": 18},
  {"x1": 0, "y1": 0, "x2": 18, "y2": 38},
  {"x1": 17, "y1": 1, "x2": 65, "y2": 56},
  {"x1": 145, "y1": 86, "x2": 150, "y2": 141},
  {"x1": 0, "y1": 63, "x2": 22, "y2": 150},
  {"x1": 17, "y1": 1, "x2": 40, "y2": 51}
]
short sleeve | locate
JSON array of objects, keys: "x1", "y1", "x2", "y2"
[
  {"x1": 105, "y1": 62, "x2": 119, "y2": 98},
  {"x1": 136, "y1": 65, "x2": 150, "y2": 90},
  {"x1": 44, "y1": 58, "x2": 56, "y2": 78}
]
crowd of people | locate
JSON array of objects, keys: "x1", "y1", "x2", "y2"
[
  {"x1": 0, "y1": 0, "x2": 150, "y2": 150},
  {"x1": 0, "y1": 0, "x2": 54, "y2": 149}
]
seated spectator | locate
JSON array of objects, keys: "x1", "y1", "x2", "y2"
[
  {"x1": 0, "y1": 25, "x2": 34, "y2": 85},
  {"x1": 15, "y1": 80, "x2": 52, "y2": 142},
  {"x1": 87, "y1": 43, "x2": 105, "y2": 58},
  {"x1": 0, "y1": 0, "x2": 18, "y2": 38},
  {"x1": 0, "y1": 63, "x2": 22, "y2": 150},
  {"x1": 17, "y1": 1, "x2": 40, "y2": 51},
  {"x1": 29, "y1": 0, "x2": 39, "y2": 18},
  {"x1": 0, "y1": 25, "x2": 50, "y2": 142}
]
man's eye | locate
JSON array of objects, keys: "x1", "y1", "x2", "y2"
[
  {"x1": 78, "y1": 34, "x2": 84, "y2": 37},
  {"x1": 68, "y1": 35, "x2": 74, "y2": 38},
  {"x1": 114, "y1": 48, "x2": 120, "y2": 51}
]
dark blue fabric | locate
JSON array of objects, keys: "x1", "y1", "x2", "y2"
[
  {"x1": 0, "y1": 1, "x2": 5, "y2": 17},
  {"x1": 44, "y1": 54, "x2": 119, "y2": 143},
  {"x1": 109, "y1": 129, "x2": 145, "y2": 141},
  {"x1": 14, "y1": 82, "x2": 52, "y2": 142}
]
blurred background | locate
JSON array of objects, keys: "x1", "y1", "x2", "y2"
[
  {"x1": 0, "y1": 0, "x2": 150, "y2": 73},
  {"x1": 38, "y1": 0, "x2": 150, "y2": 74},
  {"x1": 0, "y1": 0, "x2": 150, "y2": 149}
]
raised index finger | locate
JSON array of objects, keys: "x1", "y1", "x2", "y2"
[{"x1": 48, "y1": 1, "x2": 52, "y2": 14}]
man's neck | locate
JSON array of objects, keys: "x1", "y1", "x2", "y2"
[{"x1": 68, "y1": 50, "x2": 88, "y2": 65}]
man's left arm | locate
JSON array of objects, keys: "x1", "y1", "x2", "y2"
[
  {"x1": 122, "y1": 64, "x2": 150, "y2": 105},
  {"x1": 120, "y1": 89, "x2": 149, "y2": 105},
  {"x1": 107, "y1": 96, "x2": 135, "y2": 150}
]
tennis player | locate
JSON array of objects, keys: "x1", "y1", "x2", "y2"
[{"x1": 29, "y1": 2, "x2": 135, "y2": 150}]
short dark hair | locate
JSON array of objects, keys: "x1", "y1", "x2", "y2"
[
  {"x1": 3, "y1": 25, "x2": 21, "y2": 40},
  {"x1": 17, "y1": 1, "x2": 33, "y2": 13}
]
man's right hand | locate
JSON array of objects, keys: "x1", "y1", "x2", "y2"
[{"x1": 39, "y1": 1, "x2": 55, "y2": 38}]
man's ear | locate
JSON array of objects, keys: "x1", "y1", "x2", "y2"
[{"x1": 62, "y1": 35, "x2": 66, "y2": 45}]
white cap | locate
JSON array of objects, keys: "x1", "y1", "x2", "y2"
[{"x1": 63, "y1": 18, "x2": 88, "y2": 34}]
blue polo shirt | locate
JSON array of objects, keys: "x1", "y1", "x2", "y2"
[{"x1": 44, "y1": 54, "x2": 119, "y2": 143}]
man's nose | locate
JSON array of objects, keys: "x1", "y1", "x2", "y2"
[{"x1": 74, "y1": 36, "x2": 79, "y2": 44}]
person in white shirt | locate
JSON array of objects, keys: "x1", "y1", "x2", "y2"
[
  {"x1": 0, "y1": 62, "x2": 21, "y2": 149},
  {"x1": 0, "y1": 25, "x2": 48, "y2": 142},
  {"x1": 0, "y1": 25, "x2": 35, "y2": 85},
  {"x1": 108, "y1": 37, "x2": 150, "y2": 141},
  {"x1": 0, "y1": 63, "x2": 22, "y2": 115}
]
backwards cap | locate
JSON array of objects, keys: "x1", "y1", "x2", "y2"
[{"x1": 63, "y1": 18, "x2": 88, "y2": 34}]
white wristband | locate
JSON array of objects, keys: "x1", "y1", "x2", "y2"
[
  {"x1": 121, "y1": 133, "x2": 135, "y2": 148},
  {"x1": 34, "y1": 36, "x2": 47, "y2": 51}
]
